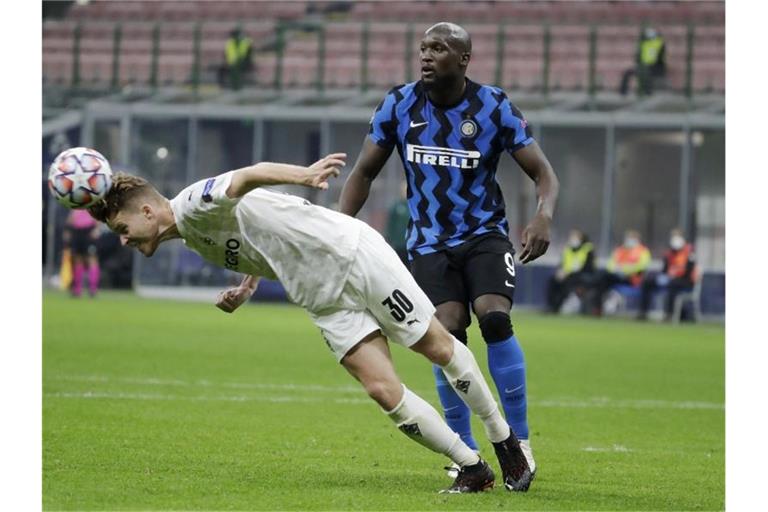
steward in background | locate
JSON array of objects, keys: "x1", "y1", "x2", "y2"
[
  {"x1": 637, "y1": 228, "x2": 697, "y2": 321},
  {"x1": 545, "y1": 229, "x2": 595, "y2": 313}
]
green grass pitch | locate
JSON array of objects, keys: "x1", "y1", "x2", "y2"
[{"x1": 43, "y1": 290, "x2": 724, "y2": 510}]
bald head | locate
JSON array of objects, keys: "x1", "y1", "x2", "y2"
[{"x1": 425, "y1": 22, "x2": 472, "y2": 54}]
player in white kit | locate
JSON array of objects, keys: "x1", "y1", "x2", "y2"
[{"x1": 87, "y1": 153, "x2": 532, "y2": 493}]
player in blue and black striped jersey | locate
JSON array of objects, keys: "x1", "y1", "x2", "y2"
[{"x1": 340, "y1": 22, "x2": 559, "y2": 487}]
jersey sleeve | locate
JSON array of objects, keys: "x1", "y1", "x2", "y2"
[
  {"x1": 197, "y1": 171, "x2": 240, "y2": 207},
  {"x1": 176, "y1": 171, "x2": 240, "y2": 218},
  {"x1": 368, "y1": 88, "x2": 400, "y2": 150},
  {"x1": 499, "y1": 94, "x2": 535, "y2": 155}
]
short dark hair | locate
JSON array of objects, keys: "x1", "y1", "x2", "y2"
[{"x1": 88, "y1": 172, "x2": 161, "y2": 223}]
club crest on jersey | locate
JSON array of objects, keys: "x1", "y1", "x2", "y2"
[
  {"x1": 406, "y1": 144, "x2": 480, "y2": 170},
  {"x1": 399, "y1": 423, "x2": 422, "y2": 437},
  {"x1": 460, "y1": 119, "x2": 478, "y2": 138}
]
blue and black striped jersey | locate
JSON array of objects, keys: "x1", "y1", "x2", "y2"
[{"x1": 369, "y1": 79, "x2": 534, "y2": 258}]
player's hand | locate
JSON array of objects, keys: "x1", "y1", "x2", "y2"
[
  {"x1": 519, "y1": 213, "x2": 551, "y2": 264},
  {"x1": 306, "y1": 153, "x2": 347, "y2": 190},
  {"x1": 215, "y1": 286, "x2": 252, "y2": 313}
]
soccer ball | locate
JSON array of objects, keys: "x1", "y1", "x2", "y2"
[{"x1": 48, "y1": 147, "x2": 113, "y2": 209}]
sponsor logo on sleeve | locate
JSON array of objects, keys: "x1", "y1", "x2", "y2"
[{"x1": 202, "y1": 178, "x2": 216, "y2": 203}]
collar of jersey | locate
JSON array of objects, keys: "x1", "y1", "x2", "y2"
[{"x1": 421, "y1": 78, "x2": 477, "y2": 111}]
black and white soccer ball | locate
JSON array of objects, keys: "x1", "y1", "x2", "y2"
[{"x1": 48, "y1": 147, "x2": 113, "y2": 209}]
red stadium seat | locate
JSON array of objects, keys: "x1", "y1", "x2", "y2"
[{"x1": 43, "y1": 1, "x2": 724, "y2": 94}]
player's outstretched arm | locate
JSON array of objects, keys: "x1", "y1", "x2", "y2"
[
  {"x1": 216, "y1": 274, "x2": 261, "y2": 313},
  {"x1": 225, "y1": 154, "x2": 347, "y2": 198},
  {"x1": 339, "y1": 137, "x2": 392, "y2": 217},
  {"x1": 513, "y1": 141, "x2": 560, "y2": 264}
]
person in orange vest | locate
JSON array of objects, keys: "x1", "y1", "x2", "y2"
[
  {"x1": 637, "y1": 228, "x2": 697, "y2": 321},
  {"x1": 586, "y1": 229, "x2": 651, "y2": 315},
  {"x1": 546, "y1": 229, "x2": 595, "y2": 313}
]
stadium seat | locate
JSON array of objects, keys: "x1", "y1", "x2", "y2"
[
  {"x1": 672, "y1": 278, "x2": 702, "y2": 324},
  {"x1": 42, "y1": 2, "x2": 724, "y2": 94},
  {"x1": 254, "y1": 53, "x2": 277, "y2": 86},
  {"x1": 326, "y1": 56, "x2": 361, "y2": 88},
  {"x1": 43, "y1": 53, "x2": 73, "y2": 85},
  {"x1": 603, "y1": 284, "x2": 642, "y2": 316},
  {"x1": 120, "y1": 54, "x2": 154, "y2": 85}
]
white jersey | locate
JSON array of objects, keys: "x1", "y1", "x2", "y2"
[{"x1": 169, "y1": 171, "x2": 364, "y2": 312}]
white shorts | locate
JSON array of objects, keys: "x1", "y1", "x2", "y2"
[{"x1": 309, "y1": 225, "x2": 436, "y2": 362}]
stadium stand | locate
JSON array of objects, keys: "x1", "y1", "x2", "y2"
[{"x1": 43, "y1": 1, "x2": 724, "y2": 94}]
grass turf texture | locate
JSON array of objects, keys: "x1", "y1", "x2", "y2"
[{"x1": 43, "y1": 290, "x2": 724, "y2": 510}]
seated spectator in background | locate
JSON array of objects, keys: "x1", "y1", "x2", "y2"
[
  {"x1": 217, "y1": 28, "x2": 254, "y2": 90},
  {"x1": 586, "y1": 230, "x2": 651, "y2": 315},
  {"x1": 637, "y1": 228, "x2": 697, "y2": 321},
  {"x1": 546, "y1": 229, "x2": 595, "y2": 313},
  {"x1": 384, "y1": 181, "x2": 410, "y2": 266},
  {"x1": 619, "y1": 27, "x2": 666, "y2": 96}
]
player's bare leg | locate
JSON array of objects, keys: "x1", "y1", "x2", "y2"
[
  {"x1": 340, "y1": 331, "x2": 494, "y2": 493},
  {"x1": 410, "y1": 318, "x2": 532, "y2": 491}
]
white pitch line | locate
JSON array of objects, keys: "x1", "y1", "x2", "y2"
[
  {"x1": 536, "y1": 397, "x2": 724, "y2": 411},
  {"x1": 583, "y1": 445, "x2": 633, "y2": 453},
  {"x1": 51, "y1": 375, "x2": 363, "y2": 394},
  {"x1": 45, "y1": 376, "x2": 725, "y2": 411},
  {"x1": 46, "y1": 391, "x2": 372, "y2": 406}
]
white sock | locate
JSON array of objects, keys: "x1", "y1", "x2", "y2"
[
  {"x1": 385, "y1": 384, "x2": 480, "y2": 467},
  {"x1": 440, "y1": 337, "x2": 511, "y2": 443}
]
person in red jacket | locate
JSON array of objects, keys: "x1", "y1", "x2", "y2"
[
  {"x1": 637, "y1": 228, "x2": 697, "y2": 321},
  {"x1": 585, "y1": 230, "x2": 651, "y2": 315}
]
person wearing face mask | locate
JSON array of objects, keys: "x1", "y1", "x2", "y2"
[
  {"x1": 586, "y1": 229, "x2": 651, "y2": 316},
  {"x1": 637, "y1": 228, "x2": 697, "y2": 321},
  {"x1": 546, "y1": 229, "x2": 595, "y2": 313}
]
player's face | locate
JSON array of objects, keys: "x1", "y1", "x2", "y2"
[
  {"x1": 419, "y1": 32, "x2": 467, "y2": 87},
  {"x1": 108, "y1": 206, "x2": 161, "y2": 257}
]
